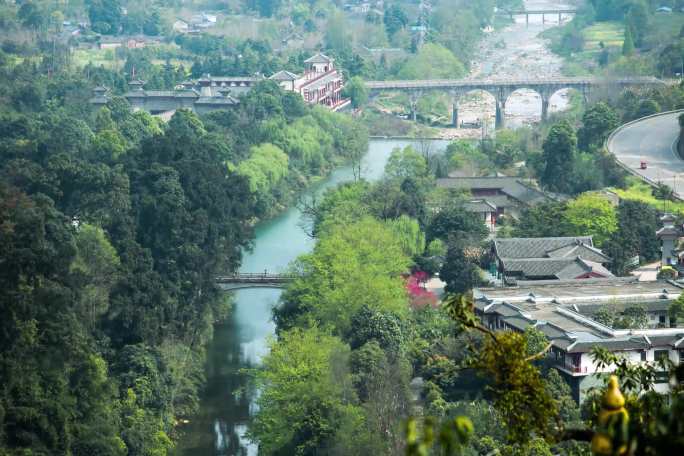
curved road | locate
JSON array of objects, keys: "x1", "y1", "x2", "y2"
[{"x1": 608, "y1": 111, "x2": 684, "y2": 198}]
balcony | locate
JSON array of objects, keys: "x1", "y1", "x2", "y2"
[{"x1": 554, "y1": 359, "x2": 589, "y2": 375}]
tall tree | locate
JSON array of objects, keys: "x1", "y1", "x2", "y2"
[
  {"x1": 88, "y1": 0, "x2": 123, "y2": 35},
  {"x1": 622, "y1": 26, "x2": 635, "y2": 56},
  {"x1": 248, "y1": 327, "x2": 364, "y2": 455},
  {"x1": 578, "y1": 102, "x2": 620, "y2": 151},
  {"x1": 562, "y1": 193, "x2": 618, "y2": 247},
  {"x1": 440, "y1": 242, "x2": 484, "y2": 294},
  {"x1": 541, "y1": 120, "x2": 577, "y2": 194}
]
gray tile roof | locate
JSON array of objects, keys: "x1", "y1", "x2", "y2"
[
  {"x1": 305, "y1": 52, "x2": 334, "y2": 63},
  {"x1": 494, "y1": 237, "x2": 595, "y2": 259},
  {"x1": 555, "y1": 259, "x2": 614, "y2": 280},
  {"x1": 464, "y1": 199, "x2": 497, "y2": 212},
  {"x1": 196, "y1": 96, "x2": 238, "y2": 105},
  {"x1": 546, "y1": 243, "x2": 611, "y2": 263},
  {"x1": 656, "y1": 226, "x2": 681, "y2": 237},
  {"x1": 647, "y1": 334, "x2": 684, "y2": 347},
  {"x1": 270, "y1": 70, "x2": 299, "y2": 81},
  {"x1": 124, "y1": 90, "x2": 200, "y2": 99},
  {"x1": 435, "y1": 177, "x2": 551, "y2": 206},
  {"x1": 567, "y1": 337, "x2": 649, "y2": 353},
  {"x1": 575, "y1": 299, "x2": 671, "y2": 315},
  {"x1": 502, "y1": 258, "x2": 579, "y2": 278},
  {"x1": 502, "y1": 316, "x2": 534, "y2": 331}
]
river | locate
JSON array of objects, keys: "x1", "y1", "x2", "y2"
[
  {"x1": 175, "y1": 2, "x2": 572, "y2": 454},
  {"x1": 174, "y1": 139, "x2": 449, "y2": 455}
]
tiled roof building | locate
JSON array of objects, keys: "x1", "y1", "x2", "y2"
[
  {"x1": 492, "y1": 237, "x2": 613, "y2": 283},
  {"x1": 436, "y1": 176, "x2": 558, "y2": 221},
  {"x1": 90, "y1": 53, "x2": 350, "y2": 116},
  {"x1": 474, "y1": 278, "x2": 684, "y2": 403}
]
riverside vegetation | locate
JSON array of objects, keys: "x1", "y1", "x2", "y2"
[{"x1": 0, "y1": 37, "x2": 368, "y2": 454}]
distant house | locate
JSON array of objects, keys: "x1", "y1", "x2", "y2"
[
  {"x1": 98, "y1": 35, "x2": 158, "y2": 50},
  {"x1": 464, "y1": 199, "x2": 497, "y2": 232},
  {"x1": 436, "y1": 176, "x2": 557, "y2": 221},
  {"x1": 269, "y1": 70, "x2": 299, "y2": 91},
  {"x1": 295, "y1": 53, "x2": 350, "y2": 110},
  {"x1": 99, "y1": 36, "x2": 123, "y2": 49},
  {"x1": 173, "y1": 20, "x2": 189, "y2": 33},
  {"x1": 492, "y1": 236, "x2": 613, "y2": 283},
  {"x1": 202, "y1": 13, "x2": 217, "y2": 24}
]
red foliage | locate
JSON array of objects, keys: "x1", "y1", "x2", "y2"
[{"x1": 405, "y1": 272, "x2": 437, "y2": 309}]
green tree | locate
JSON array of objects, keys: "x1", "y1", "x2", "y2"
[
  {"x1": 276, "y1": 217, "x2": 410, "y2": 334},
  {"x1": 622, "y1": 26, "x2": 635, "y2": 56},
  {"x1": 249, "y1": 327, "x2": 363, "y2": 455},
  {"x1": 562, "y1": 193, "x2": 618, "y2": 247},
  {"x1": 343, "y1": 76, "x2": 368, "y2": 109},
  {"x1": 440, "y1": 242, "x2": 484, "y2": 294},
  {"x1": 88, "y1": 0, "x2": 123, "y2": 35},
  {"x1": 635, "y1": 99, "x2": 660, "y2": 118},
  {"x1": 669, "y1": 295, "x2": 684, "y2": 327},
  {"x1": 237, "y1": 143, "x2": 289, "y2": 193},
  {"x1": 385, "y1": 215, "x2": 426, "y2": 258},
  {"x1": 578, "y1": 102, "x2": 620, "y2": 151},
  {"x1": 512, "y1": 201, "x2": 569, "y2": 238},
  {"x1": 70, "y1": 224, "x2": 121, "y2": 329},
  {"x1": 541, "y1": 120, "x2": 577, "y2": 194},
  {"x1": 383, "y1": 4, "x2": 408, "y2": 37},
  {"x1": 427, "y1": 200, "x2": 488, "y2": 244},
  {"x1": 385, "y1": 145, "x2": 428, "y2": 181},
  {"x1": 397, "y1": 43, "x2": 467, "y2": 79}
]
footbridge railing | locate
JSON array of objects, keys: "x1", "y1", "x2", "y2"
[{"x1": 216, "y1": 272, "x2": 298, "y2": 289}]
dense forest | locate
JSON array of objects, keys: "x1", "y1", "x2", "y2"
[{"x1": 0, "y1": 27, "x2": 368, "y2": 453}]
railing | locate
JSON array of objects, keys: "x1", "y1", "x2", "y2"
[
  {"x1": 497, "y1": 9, "x2": 577, "y2": 15},
  {"x1": 215, "y1": 272, "x2": 298, "y2": 284},
  {"x1": 364, "y1": 77, "x2": 663, "y2": 90},
  {"x1": 604, "y1": 109, "x2": 684, "y2": 201},
  {"x1": 554, "y1": 359, "x2": 589, "y2": 374}
]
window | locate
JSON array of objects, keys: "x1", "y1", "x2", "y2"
[
  {"x1": 659, "y1": 315, "x2": 666, "y2": 325},
  {"x1": 679, "y1": 350, "x2": 684, "y2": 364},
  {"x1": 654, "y1": 350, "x2": 669, "y2": 362},
  {"x1": 571, "y1": 354, "x2": 580, "y2": 367},
  {"x1": 641, "y1": 351, "x2": 647, "y2": 361}
]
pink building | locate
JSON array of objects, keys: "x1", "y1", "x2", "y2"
[{"x1": 269, "y1": 53, "x2": 350, "y2": 111}]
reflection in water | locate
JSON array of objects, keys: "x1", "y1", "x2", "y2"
[{"x1": 174, "y1": 140, "x2": 448, "y2": 455}]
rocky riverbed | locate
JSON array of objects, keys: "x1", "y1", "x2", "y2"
[{"x1": 438, "y1": 0, "x2": 576, "y2": 138}]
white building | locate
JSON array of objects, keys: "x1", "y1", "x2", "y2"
[
  {"x1": 173, "y1": 20, "x2": 189, "y2": 33},
  {"x1": 474, "y1": 278, "x2": 684, "y2": 403}
]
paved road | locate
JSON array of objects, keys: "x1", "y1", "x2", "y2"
[{"x1": 608, "y1": 111, "x2": 684, "y2": 198}]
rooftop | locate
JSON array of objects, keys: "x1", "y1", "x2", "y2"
[
  {"x1": 494, "y1": 237, "x2": 596, "y2": 259},
  {"x1": 305, "y1": 52, "x2": 334, "y2": 64},
  {"x1": 499, "y1": 257, "x2": 614, "y2": 280},
  {"x1": 436, "y1": 176, "x2": 551, "y2": 206},
  {"x1": 464, "y1": 199, "x2": 497, "y2": 213},
  {"x1": 475, "y1": 279, "x2": 684, "y2": 353},
  {"x1": 270, "y1": 70, "x2": 300, "y2": 81}
]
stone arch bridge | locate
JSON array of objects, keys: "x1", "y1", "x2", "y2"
[{"x1": 364, "y1": 77, "x2": 664, "y2": 129}]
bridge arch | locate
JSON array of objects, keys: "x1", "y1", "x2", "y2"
[
  {"x1": 453, "y1": 89, "x2": 498, "y2": 130},
  {"x1": 502, "y1": 88, "x2": 543, "y2": 127}
]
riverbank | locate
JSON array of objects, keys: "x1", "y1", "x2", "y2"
[{"x1": 173, "y1": 138, "x2": 450, "y2": 455}]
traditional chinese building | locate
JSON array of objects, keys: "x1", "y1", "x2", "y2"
[
  {"x1": 295, "y1": 53, "x2": 349, "y2": 110},
  {"x1": 90, "y1": 53, "x2": 349, "y2": 115}
]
